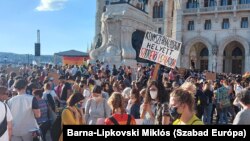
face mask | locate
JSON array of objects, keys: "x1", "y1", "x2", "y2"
[
  {"x1": 93, "y1": 95, "x2": 102, "y2": 101},
  {"x1": 169, "y1": 107, "x2": 181, "y2": 120},
  {"x1": 150, "y1": 91, "x2": 158, "y2": 99}
]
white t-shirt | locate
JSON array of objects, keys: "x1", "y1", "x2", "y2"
[
  {"x1": 83, "y1": 89, "x2": 91, "y2": 108},
  {"x1": 235, "y1": 84, "x2": 243, "y2": 95},
  {"x1": 43, "y1": 90, "x2": 57, "y2": 102},
  {"x1": 0, "y1": 102, "x2": 13, "y2": 141},
  {"x1": 95, "y1": 80, "x2": 102, "y2": 86}
]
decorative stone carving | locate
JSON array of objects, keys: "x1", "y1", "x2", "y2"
[
  {"x1": 181, "y1": 45, "x2": 185, "y2": 55},
  {"x1": 90, "y1": 3, "x2": 156, "y2": 67},
  {"x1": 105, "y1": 35, "x2": 122, "y2": 63},
  {"x1": 212, "y1": 45, "x2": 218, "y2": 55},
  {"x1": 94, "y1": 33, "x2": 102, "y2": 49}
]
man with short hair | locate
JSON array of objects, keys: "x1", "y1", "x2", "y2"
[
  {"x1": 7, "y1": 79, "x2": 40, "y2": 141},
  {"x1": 233, "y1": 89, "x2": 250, "y2": 125}
]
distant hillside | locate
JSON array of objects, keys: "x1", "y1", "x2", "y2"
[{"x1": 0, "y1": 52, "x2": 60, "y2": 65}]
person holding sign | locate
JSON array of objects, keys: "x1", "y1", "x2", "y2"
[
  {"x1": 169, "y1": 82, "x2": 204, "y2": 125},
  {"x1": 140, "y1": 81, "x2": 170, "y2": 125}
]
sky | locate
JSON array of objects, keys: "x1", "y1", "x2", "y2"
[{"x1": 0, "y1": 0, "x2": 96, "y2": 55}]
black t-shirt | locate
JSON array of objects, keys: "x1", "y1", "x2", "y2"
[
  {"x1": 60, "y1": 82, "x2": 71, "y2": 101},
  {"x1": 8, "y1": 79, "x2": 14, "y2": 89},
  {"x1": 32, "y1": 97, "x2": 39, "y2": 109}
]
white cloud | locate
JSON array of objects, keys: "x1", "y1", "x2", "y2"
[{"x1": 36, "y1": 0, "x2": 68, "y2": 11}]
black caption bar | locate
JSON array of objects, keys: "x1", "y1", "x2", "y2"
[{"x1": 63, "y1": 125, "x2": 250, "y2": 140}]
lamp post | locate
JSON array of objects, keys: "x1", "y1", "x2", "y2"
[{"x1": 4, "y1": 56, "x2": 7, "y2": 65}]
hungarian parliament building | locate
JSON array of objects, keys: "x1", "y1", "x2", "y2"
[{"x1": 93, "y1": 0, "x2": 250, "y2": 74}]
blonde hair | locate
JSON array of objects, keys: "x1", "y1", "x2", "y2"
[
  {"x1": 180, "y1": 82, "x2": 197, "y2": 95},
  {"x1": 108, "y1": 92, "x2": 126, "y2": 114},
  {"x1": 203, "y1": 83, "x2": 210, "y2": 92},
  {"x1": 44, "y1": 83, "x2": 51, "y2": 91},
  {"x1": 140, "y1": 88, "x2": 146, "y2": 98},
  {"x1": 170, "y1": 88, "x2": 195, "y2": 111}
]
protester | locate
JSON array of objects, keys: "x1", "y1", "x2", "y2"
[
  {"x1": 105, "y1": 92, "x2": 136, "y2": 125},
  {"x1": 140, "y1": 80, "x2": 170, "y2": 125},
  {"x1": 0, "y1": 100, "x2": 13, "y2": 141},
  {"x1": 85, "y1": 85, "x2": 111, "y2": 125},
  {"x1": 215, "y1": 81, "x2": 231, "y2": 124},
  {"x1": 169, "y1": 86, "x2": 204, "y2": 125},
  {"x1": 126, "y1": 88, "x2": 140, "y2": 119},
  {"x1": 202, "y1": 83, "x2": 214, "y2": 125},
  {"x1": 33, "y1": 89, "x2": 50, "y2": 141},
  {"x1": 233, "y1": 88, "x2": 250, "y2": 125},
  {"x1": 0, "y1": 86, "x2": 9, "y2": 103},
  {"x1": 7, "y1": 79, "x2": 41, "y2": 141},
  {"x1": 60, "y1": 92, "x2": 85, "y2": 141}
]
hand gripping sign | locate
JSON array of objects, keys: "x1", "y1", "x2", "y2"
[{"x1": 139, "y1": 30, "x2": 182, "y2": 69}]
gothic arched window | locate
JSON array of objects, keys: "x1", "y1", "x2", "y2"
[
  {"x1": 158, "y1": 1, "x2": 163, "y2": 18},
  {"x1": 153, "y1": 2, "x2": 158, "y2": 18},
  {"x1": 200, "y1": 48, "x2": 209, "y2": 57},
  {"x1": 232, "y1": 47, "x2": 243, "y2": 57}
]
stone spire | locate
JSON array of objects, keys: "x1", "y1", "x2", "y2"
[
  {"x1": 95, "y1": 0, "x2": 106, "y2": 37},
  {"x1": 212, "y1": 34, "x2": 218, "y2": 55}
]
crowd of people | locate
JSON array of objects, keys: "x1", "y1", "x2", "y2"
[{"x1": 0, "y1": 61, "x2": 250, "y2": 141}]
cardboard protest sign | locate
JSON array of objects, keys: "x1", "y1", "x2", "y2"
[
  {"x1": 48, "y1": 72, "x2": 60, "y2": 85},
  {"x1": 6, "y1": 67, "x2": 20, "y2": 75},
  {"x1": 206, "y1": 72, "x2": 216, "y2": 81},
  {"x1": 139, "y1": 30, "x2": 182, "y2": 69}
]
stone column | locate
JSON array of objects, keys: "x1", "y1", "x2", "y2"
[
  {"x1": 182, "y1": 54, "x2": 190, "y2": 69},
  {"x1": 163, "y1": 0, "x2": 169, "y2": 36},
  {"x1": 245, "y1": 54, "x2": 250, "y2": 72},
  {"x1": 147, "y1": 0, "x2": 153, "y2": 18},
  {"x1": 121, "y1": 26, "x2": 137, "y2": 68},
  {"x1": 217, "y1": 55, "x2": 223, "y2": 73},
  {"x1": 216, "y1": 0, "x2": 220, "y2": 5},
  {"x1": 172, "y1": 1, "x2": 183, "y2": 68},
  {"x1": 95, "y1": 0, "x2": 105, "y2": 37}
]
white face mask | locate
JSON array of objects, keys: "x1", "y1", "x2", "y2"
[
  {"x1": 93, "y1": 95, "x2": 102, "y2": 101},
  {"x1": 150, "y1": 91, "x2": 158, "y2": 99}
]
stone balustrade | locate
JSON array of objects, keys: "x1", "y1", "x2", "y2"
[{"x1": 183, "y1": 4, "x2": 250, "y2": 14}]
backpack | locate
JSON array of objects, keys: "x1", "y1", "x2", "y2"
[
  {"x1": 47, "y1": 93, "x2": 56, "y2": 112},
  {"x1": 0, "y1": 103, "x2": 7, "y2": 137},
  {"x1": 50, "y1": 107, "x2": 68, "y2": 141},
  {"x1": 50, "y1": 115, "x2": 62, "y2": 141},
  {"x1": 108, "y1": 115, "x2": 132, "y2": 125}
]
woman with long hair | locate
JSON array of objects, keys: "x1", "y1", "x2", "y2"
[
  {"x1": 202, "y1": 83, "x2": 214, "y2": 124},
  {"x1": 105, "y1": 92, "x2": 136, "y2": 125},
  {"x1": 140, "y1": 80, "x2": 170, "y2": 125},
  {"x1": 59, "y1": 92, "x2": 85, "y2": 141},
  {"x1": 169, "y1": 85, "x2": 204, "y2": 125},
  {"x1": 126, "y1": 88, "x2": 141, "y2": 119},
  {"x1": 85, "y1": 85, "x2": 111, "y2": 125}
]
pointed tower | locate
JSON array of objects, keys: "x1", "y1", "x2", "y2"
[{"x1": 95, "y1": 0, "x2": 106, "y2": 45}]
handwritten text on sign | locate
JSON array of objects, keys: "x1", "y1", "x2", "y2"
[{"x1": 139, "y1": 31, "x2": 182, "y2": 69}]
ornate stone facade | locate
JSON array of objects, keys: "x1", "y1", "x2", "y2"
[
  {"x1": 92, "y1": 0, "x2": 250, "y2": 73},
  {"x1": 90, "y1": 1, "x2": 155, "y2": 68}
]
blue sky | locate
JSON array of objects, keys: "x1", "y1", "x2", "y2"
[{"x1": 0, "y1": 0, "x2": 96, "y2": 55}]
